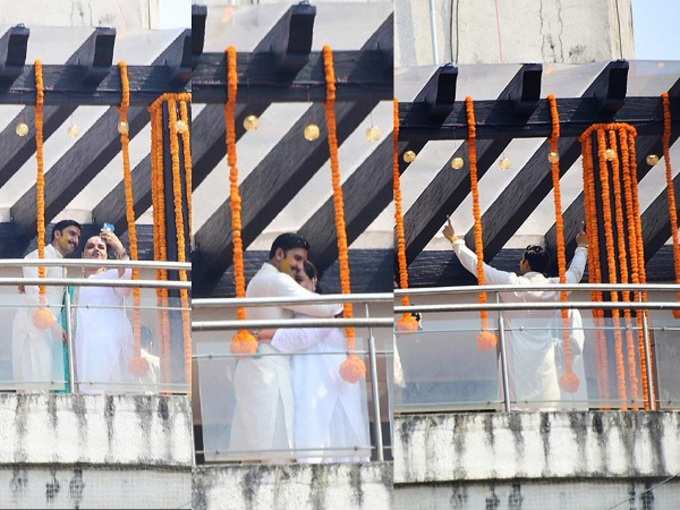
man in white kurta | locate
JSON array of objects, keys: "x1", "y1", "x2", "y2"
[
  {"x1": 444, "y1": 222, "x2": 588, "y2": 405},
  {"x1": 12, "y1": 220, "x2": 81, "y2": 391},
  {"x1": 229, "y1": 234, "x2": 342, "y2": 461}
]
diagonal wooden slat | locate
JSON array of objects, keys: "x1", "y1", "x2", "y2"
[
  {"x1": 11, "y1": 30, "x2": 190, "y2": 241},
  {"x1": 298, "y1": 134, "x2": 392, "y2": 274},
  {"x1": 0, "y1": 27, "x2": 115, "y2": 190},
  {"x1": 463, "y1": 62, "x2": 630, "y2": 259},
  {"x1": 404, "y1": 64, "x2": 542, "y2": 263},
  {"x1": 641, "y1": 171, "x2": 680, "y2": 262}
]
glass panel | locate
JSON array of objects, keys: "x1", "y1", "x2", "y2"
[
  {"x1": 70, "y1": 285, "x2": 189, "y2": 394},
  {"x1": 649, "y1": 307, "x2": 680, "y2": 409},
  {"x1": 0, "y1": 286, "x2": 68, "y2": 392},
  {"x1": 196, "y1": 334, "x2": 383, "y2": 464},
  {"x1": 393, "y1": 313, "x2": 502, "y2": 412}
]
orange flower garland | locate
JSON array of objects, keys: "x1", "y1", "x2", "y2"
[
  {"x1": 149, "y1": 103, "x2": 171, "y2": 382},
  {"x1": 225, "y1": 46, "x2": 258, "y2": 355},
  {"x1": 118, "y1": 62, "x2": 148, "y2": 377},
  {"x1": 179, "y1": 99, "x2": 193, "y2": 242},
  {"x1": 323, "y1": 45, "x2": 366, "y2": 383},
  {"x1": 661, "y1": 92, "x2": 680, "y2": 318},
  {"x1": 149, "y1": 93, "x2": 193, "y2": 389},
  {"x1": 166, "y1": 94, "x2": 193, "y2": 393},
  {"x1": 607, "y1": 129, "x2": 639, "y2": 404},
  {"x1": 618, "y1": 128, "x2": 650, "y2": 409},
  {"x1": 548, "y1": 95, "x2": 579, "y2": 392},
  {"x1": 31, "y1": 59, "x2": 56, "y2": 330},
  {"x1": 581, "y1": 133, "x2": 609, "y2": 400},
  {"x1": 393, "y1": 98, "x2": 419, "y2": 332},
  {"x1": 465, "y1": 97, "x2": 497, "y2": 351}
]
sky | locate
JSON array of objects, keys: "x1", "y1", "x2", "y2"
[{"x1": 632, "y1": 0, "x2": 680, "y2": 59}]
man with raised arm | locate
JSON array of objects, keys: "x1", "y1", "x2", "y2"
[
  {"x1": 229, "y1": 233, "x2": 343, "y2": 461},
  {"x1": 443, "y1": 220, "x2": 588, "y2": 405}
]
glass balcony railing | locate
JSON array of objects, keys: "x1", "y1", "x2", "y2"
[
  {"x1": 394, "y1": 284, "x2": 680, "y2": 413},
  {"x1": 192, "y1": 294, "x2": 393, "y2": 464},
  {"x1": 0, "y1": 258, "x2": 191, "y2": 395}
]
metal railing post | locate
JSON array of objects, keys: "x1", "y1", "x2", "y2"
[
  {"x1": 640, "y1": 294, "x2": 656, "y2": 411},
  {"x1": 365, "y1": 303, "x2": 384, "y2": 462},
  {"x1": 496, "y1": 292, "x2": 511, "y2": 412},
  {"x1": 64, "y1": 288, "x2": 77, "y2": 394}
]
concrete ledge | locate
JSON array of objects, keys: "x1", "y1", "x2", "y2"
[
  {"x1": 394, "y1": 411, "x2": 680, "y2": 483},
  {"x1": 393, "y1": 479, "x2": 680, "y2": 510},
  {"x1": 0, "y1": 465, "x2": 192, "y2": 509},
  {"x1": 0, "y1": 394, "x2": 193, "y2": 466},
  {"x1": 193, "y1": 462, "x2": 393, "y2": 510}
]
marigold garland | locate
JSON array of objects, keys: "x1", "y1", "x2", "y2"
[
  {"x1": 581, "y1": 134, "x2": 610, "y2": 400},
  {"x1": 393, "y1": 98, "x2": 419, "y2": 332},
  {"x1": 31, "y1": 60, "x2": 56, "y2": 330},
  {"x1": 179, "y1": 99, "x2": 193, "y2": 242},
  {"x1": 118, "y1": 62, "x2": 148, "y2": 377},
  {"x1": 607, "y1": 129, "x2": 639, "y2": 404},
  {"x1": 148, "y1": 92, "x2": 193, "y2": 390},
  {"x1": 322, "y1": 45, "x2": 366, "y2": 383},
  {"x1": 618, "y1": 128, "x2": 650, "y2": 409},
  {"x1": 548, "y1": 95, "x2": 579, "y2": 392},
  {"x1": 465, "y1": 97, "x2": 497, "y2": 351},
  {"x1": 225, "y1": 46, "x2": 258, "y2": 355},
  {"x1": 661, "y1": 92, "x2": 680, "y2": 318}
]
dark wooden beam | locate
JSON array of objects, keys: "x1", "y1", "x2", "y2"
[
  {"x1": 192, "y1": 4, "x2": 207, "y2": 56},
  {"x1": 546, "y1": 78, "x2": 680, "y2": 258},
  {"x1": 267, "y1": 1, "x2": 316, "y2": 73},
  {"x1": 641, "y1": 171, "x2": 680, "y2": 262},
  {"x1": 298, "y1": 134, "x2": 392, "y2": 274},
  {"x1": 12, "y1": 30, "x2": 190, "y2": 240},
  {"x1": 192, "y1": 99, "x2": 377, "y2": 291},
  {"x1": 193, "y1": 49, "x2": 392, "y2": 104},
  {"x1": 463, "y1": 62, "x2": 632, "y2": 259},
  {"x1": 0, "y1": 25, "x2": 29, "y2": 82},
  {"x1": 403, "y1": 64, "x2": 542, "y2": 263},
  {"x1": 0, "y1": 27, "x2": 117, "y2": 190},
  {"x1": 398, "y1": 95, "x2": 680, "y2": 141}
]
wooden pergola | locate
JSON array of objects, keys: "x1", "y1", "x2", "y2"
[
  {"x1": 398, "y1": 62, "x2": 680, "y2": 285},
  {"x1": 0, "y1": 24, "x2": 192, "y2": 265},
  {"x1": 190, "y1": 3, "x2": 394, "y2": 296}
]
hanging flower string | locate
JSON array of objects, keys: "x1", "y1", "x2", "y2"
[
  {"x1": 607, "y1": 129, "x2": 639, "y2": 404},
  {"x1": 149, "y1": 102, "x2": 171, "y2": 382},
  {"x1": 661, "y1": 92, "x2": 680, "y2": 318},
  {"x1": 31, "y1": 60, "x2": 56, "y2": 330},
  {"x1": 118, "y1": 62, "x2": 148, "y2": 377},
  {"x1": 581, "y1": 133, "x2": 609, "y2": 400},
  {"x1": 179, "y1": 99, "x2": 193, "y2": 243},
  {"x1": 226, "y1": 46, "x2": 258, "y2": 355},
  {"x1": 323, "y1": 45, "x2": 366, "y2": 383},
  {"x1": 548, "y1": 95, "x2": 578, "y2": 392},
  {"x1": 393, "y1": 98, "x2": 418, "y2": 331},
  {"x1": 166, "y1": 94, "x2": 193, "y2": 394},
  {"x1": 465, "y1": 97, "x2": 497, "y2": 351}
]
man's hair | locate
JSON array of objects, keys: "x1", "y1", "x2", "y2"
[
  {"x1": 268, "y1": 233, "x2": 310, "y2": 259},
  {"x1": 50, "y1": 219, "x2": 82, "y2": 242},
  {"x1": 523, "y1": 245, "x2": 549, "y2": 274}
]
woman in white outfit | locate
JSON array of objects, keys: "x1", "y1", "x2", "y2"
[
  {"x1": 263, "y1": 261, "x2": 371, "y2": 463},
  {"x1": 73, "y1": 230, "x2": 134, "y2": 393}
]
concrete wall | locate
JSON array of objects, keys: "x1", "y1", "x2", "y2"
[
  {"x1": 393, "y1": 479, "x2": 680, "y2": 510},
  {"x1": 0, "y1": 394, "x2": 193, "y2": 509},
  {"x1": 193, "y1": 462, "x2": 393, "y2": 510},
  {"x1": 0, "y1": 394, "x2": 193, "y2": 465},
  {"x1": 394, "y1": 411, "x2": 680, "y2": 484},
  {"x1": 396, "y1": 0, "x2": 635, "y2": 67}
]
